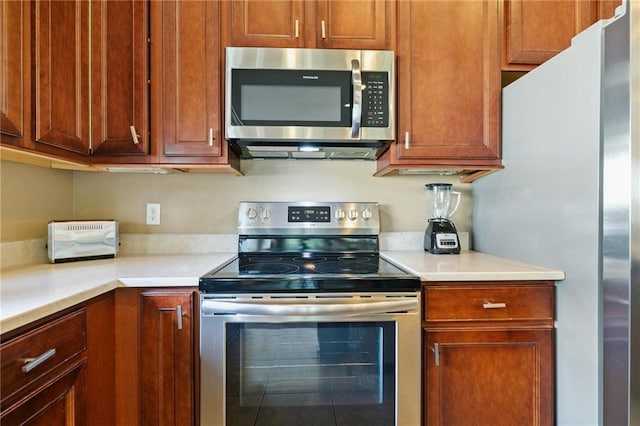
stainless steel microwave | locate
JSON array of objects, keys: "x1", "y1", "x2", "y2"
[{"x1": 225, "y1": 47, "x2": 396, "y2": 160}]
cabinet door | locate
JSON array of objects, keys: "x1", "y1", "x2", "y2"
[
  {"x1": 141, "y1": 291, "x2": 195, "y2": 425},
  {"x1": 33, "y1": 0, "x2": 90, "y2": 155},
  {"x1": 0, "y1": 361, "x2": 87, "y2": 425},
  {"x1": 91, "y1": 0, "x2": 149, "y2": 156},
  {"x1": 383, "y1": 0, "x2": 501, "y2": 168},
  {"x1": 0, "y1": 1, "x2": 31, "y2": 146},
  {"x1": 226, "y1": 0, "x2": 307, "y2": 48},
  {"x1": 502, "y1": 0, "x2": 597, "y2": 70},
  {"x1": 316, "y1": 0, "x2": 391, "y2": 49},
  {"x1": 159, "y1": 0, "x2": 221, "y2": 157},
  {"x1": 424, "y1": 329, "x2": 553, "y2": 426}
]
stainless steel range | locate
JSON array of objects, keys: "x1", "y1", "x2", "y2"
[{"x1": 199, "y1": 202, "x2": 421, "y2": 426}]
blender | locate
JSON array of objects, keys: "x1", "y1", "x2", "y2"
[{"x1": 424, "y1": 183, "x2": 461, "y2": 254}]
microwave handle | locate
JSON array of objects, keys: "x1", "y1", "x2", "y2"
[{"x1": 351, "y1": 59, "x2": 362, "y2": 138}]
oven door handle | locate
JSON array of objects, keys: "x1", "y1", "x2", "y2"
[{"x1": 201, "y1": 299, "x2": 418, "y2": 317}]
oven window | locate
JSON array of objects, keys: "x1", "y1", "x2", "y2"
[{"x1": 225, "y1": 322, "x2": 396, "y2": 426}]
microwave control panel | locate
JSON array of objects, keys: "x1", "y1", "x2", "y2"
[{"x1": 362, "y1": 71, "x2": 389, "y2": 128}]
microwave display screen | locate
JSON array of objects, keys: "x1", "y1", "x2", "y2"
[
  {"x1": 241, "y1": 85, "x2": 341, "y2": 122},
  {"x1": 231, "y1": 69, "x2": 351, "y2": 127}
]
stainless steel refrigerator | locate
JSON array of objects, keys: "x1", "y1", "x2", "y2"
[{"x1": 472, "y1": 2, "x2": 639, "y2": 425}]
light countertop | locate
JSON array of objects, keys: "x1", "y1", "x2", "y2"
[
  {"x1": 0, "y1": 254, "x2": 235, "y2": 334},
  {"x1": 1, "y1": 251, "x2": 564, "y2": 335},
  {"x1": 381, "y1": 250, "x2": 565, "y2": 282}
]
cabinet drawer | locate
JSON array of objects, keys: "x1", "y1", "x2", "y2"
[
  {"x1": 1, "y1": 310, "x2": 86, "y2": 401},
  {"x1": 425, "y1": 285, "x2": 553, "y2": 322}
]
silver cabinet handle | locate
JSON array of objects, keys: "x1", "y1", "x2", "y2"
[
  {"x1": 351, "y1": 59, "x2": 362, "y2": 138},
  {"x1": 176, "y1": 305, "x2": 183, "y2": 330},
  {"x1": 202, "y1": 299, "x2": 417, "y2": 317},
  {"x1": 404, "y1": 131, "x2": 410, "y2": 149},
  {"x1": 321, "y1": 20, "x2": 326, "y2": 39},
  {"x1": 22, "y1": 348, "x2": 56, "y2": 373},
  {"x1": 208, "y1": 128, "x2": 214, "y2": 146},
  {"x1": 433, "y1": 343, "x2": 440, "y2": 366},
  {"x1": 129, "y1": 125, "x2": 140, "y2": 145},
  {"x1": 294, "y1": 19, "x2": 299, "y2": 38},
  {"x1": 483, "y1": 302, "x2": 507, "y2": 309}
]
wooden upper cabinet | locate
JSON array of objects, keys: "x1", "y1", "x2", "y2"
[
  {"x1": 33, "y1": 0, "x2": 91, "y2": 156},
  {"x1": 502, "y1": 0, "x2": 598, "y2": 70},
  {"x1": 224, "y1": 0, "x2": 392, "y2": 49},
  {"x1": 227, "y1": 0, "x2": 308, "y2": 48},
  {"x1": 157, "y1": 0, "x2": 221, "y2": 157},
  {"x1": 376, "y1": 0, "x2": 501, "y2": 176},
  {"x1": 316, "y1": 0, "x2": 391, "y2": 49},
  {"x1": 91, "y1": 0, "x2": 149, "y2": 157},
  {"x1": 0, "y1": 1, "x2": 31, "y2": 147}
]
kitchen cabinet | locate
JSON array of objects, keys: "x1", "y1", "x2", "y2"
[
  {"x1": 0, "y1": 1, "x2": 32, "y2": 149},
  {"x1": 89, "y1": 0, "x2": 149, "y2": 158},
  {"x1": 0, "y1": 291, "x2": 115, "y2": 425},
  {"x1": 141, "y1": 290, "x2": 196, "y2": 425},
  {"x1": 375, "y1": 0, "x2": 502, "y2": 181},
  {"x1": 502, "y1": 0, "x2": 596, "y2": 71},
  {"x1": 502, "y1": 0, "x2": 622, "y2": 71},
  {"x1": 222, "y1": 0, "x2": 392, "y2": 50},
  {"x1": 1, "y1": 0, "x2": 149, "y2": 165},
  {"x1": 150, "y1": 0, "x2": 239, "y2": 171},
  {"x1": 115, "y1": 288, "x2": 197, "y2": 425},
  {"x1": 32, "y1": 0, "x2": 91, "y2": 159},
  {"x1": 422, "y1": 281, "x2": 555, "y2": 425}
]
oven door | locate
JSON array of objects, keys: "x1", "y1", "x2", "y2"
[{"x1": 200, "y1": 293, "x2": 421, "y2": 426}]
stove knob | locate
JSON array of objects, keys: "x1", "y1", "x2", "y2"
[
  {"x1": 246, "y1": 208, "x2": 257, "y2": 220},
  {"x1": 335, "y1": 208, "x2": 346, "y2": 221},
  {"x1": 361, "y1": 208, "x2": 372, "y2": 220},
  {"x1": 260, "y1": 208, "x2": 271, "y2": 222},
  {"x1": 348, "y1": 209, "x2": 359, "y2": 221}
]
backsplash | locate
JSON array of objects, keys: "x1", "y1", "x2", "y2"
[{"x1": 0, "y1": 232, "x2": 470, "y2": 270}]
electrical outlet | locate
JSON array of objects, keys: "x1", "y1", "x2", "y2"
[{"x1": 146, "y1": 203, "x2": 161, "y2": 225}]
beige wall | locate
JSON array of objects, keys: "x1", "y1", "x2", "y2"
[
  {"x1": 1, "y1": 159, "x2": 472, "y2": 241},
  {"x1": 0, "y1": 160, "x2": 74, "y2": 241}
]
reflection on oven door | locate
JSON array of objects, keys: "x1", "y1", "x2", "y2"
[{"x1": 225, "y1": 322, "x2": 396, "y2": 426}]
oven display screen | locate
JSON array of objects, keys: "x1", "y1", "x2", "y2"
[{"x1": 288, "y1": 206, "x2": 330, "y2": 222}]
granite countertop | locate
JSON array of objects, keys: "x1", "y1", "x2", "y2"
[{"x1": 0, "y1": 251, "x2": 564, "y2": 335}]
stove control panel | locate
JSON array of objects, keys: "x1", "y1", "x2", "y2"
[{"x1": 238, "y1": 202, "x2": 380, "y2": 235}]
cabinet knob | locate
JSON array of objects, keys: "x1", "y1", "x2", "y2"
[
  {"x1": 295, "y1": 19, "x2": 300, "y2": 38},
  {"x1": 208, "y1": 128, "x2": 214, "y2": 146},
  {"x1": 404, "y1": 131, "x2": 410, "y2": 149},
  {"x1": 321, "y1": 20, "x2": 326, "y2": 39}
]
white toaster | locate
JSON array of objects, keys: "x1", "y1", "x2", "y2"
[{"x1": 48, "y1": 220, "x2": 119, "y2": 263}]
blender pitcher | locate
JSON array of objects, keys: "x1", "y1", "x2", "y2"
[{"x1": 424, "y1": 183, "x2": 461, "y2": 254}]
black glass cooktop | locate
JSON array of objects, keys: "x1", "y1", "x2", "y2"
[{"x1": 199, "y1": 253, "x2": 420, "y2": 293}]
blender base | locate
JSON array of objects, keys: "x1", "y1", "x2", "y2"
[{"x1": 424, "y1": 219, "x2": 461, "y2": 254}]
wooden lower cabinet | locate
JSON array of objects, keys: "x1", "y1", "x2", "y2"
[
  {"x1": 0, "y1": 294, "x2": 115, "y2": 426},
  {"x1": 423, "y1": 281, "x2": 555, "y2": 426},
  {"x1": 141, "y1": 290, "x2": 196, "y2": 425},
  {"x1": 115, "y1": 287, "x2": 197, "y2": 426}
]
